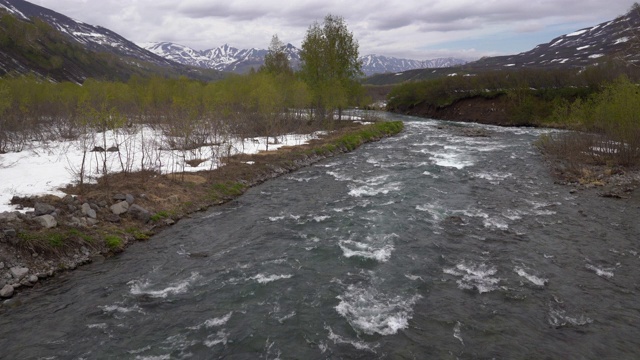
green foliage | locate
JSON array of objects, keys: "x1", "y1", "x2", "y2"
[
  {"x1": 126, "y1": 227, "x2": 151, "y2": 240},
  {"x1": 299, "y1": 14, "x2": 363, "y2": 119},
  {"x1": 261, "y1": 35, "x2": 293, "y2": 76},
  {"x1": 553, "y1": 76, "x2": 640, "y2": 165},
  {"x1": 150, "y1": 211, "x2": 170, "y2": 222},
  {"x1": 209, "y1": 182, "x2": 246, "y2": 201},
  {"x1": 104, "y1": 235, "x2": 123, "y2": 250},
  {"x1": 333, "y1": 121, "x2": 404, "y2": 151}
]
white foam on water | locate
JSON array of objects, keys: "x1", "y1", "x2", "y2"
[
  {"x1": 129, "y1": 272, "x2": 201, "y2": 298},
  {"x1": 87, "y1": 323, "x2": 108, "y2": 329},
  {"x1": 313, "y1": 215, "x2": 330, "y2": 222},
  {"x1": 548, "y1": 306, "x2": 593, "y2": 328},
  {"x1": 135, "y1": 355, "x2": 170, "y2": 360},
  {"x1": 332, "y1": 205, "x2": 356, "y2": 213},
  {"x1": 327, "y1": 170, "x2": 352, "y2": 182},
  {"x1": 204, "y1": 330, "x2": 229, "y2": 348},
  {"x1": 325, "y1": 326, "x2": 378, "y2": 352},
  {"x1": 100, "y1": 304, "x2": 145, "y2": 315},
  {"x1": 338, "y1": 235, "x2": 397, "y2": 262},
  {"x1": 289, "y1": 175, "x2": 318, "y2": 182},
  {"x1": 453, "y1": 321, "x2": 464, "y2": 345},
  {"x1": 268, "y1": 213, "x2": 300, "y2": 222},
  {"x1": 502, "y1": 209, "x2": 523, "y2": 221},
  {"x1": 205, "y1": 312, "x2": 233, "y2": 328},
  {"x1": 473, "y1": 171, "x2": 512, "y2": 184},
  {"x1": 483, "y1": 217, "x2": 509, "y2": 230},
  {"x1": 277, "y1": 311, "x2": 296, "y2": 324},
  {"x1": 430, "y1": 152, "x2": 474, "y2": 169},
  {"x1": 422, "y1": 171, "x2": 440, "y2": 178},
  {"x1": 335, "y1": 285, "x2": 421, "y2": 336},
  {"x1": 585, "y1": 264, "x2": 615, "y2": 278},
  {"x1": 514, "y1": 266, "x2": 548, "y2": 286},
  {"x1": 444, "y1": 262, "x2": 501, "y2": 294},
  {"x1": 416, "y1": 203, "x2": 446, "y2": 222},
  {"x1": 348, "y1": 182, "x2": 401, "y2": 197},
  {"x1": 405, "y1": 274, "x2": 424, "y2": 281},
  {"x1": 251, "y1": 274, "x2": 293, "y2": 284}
]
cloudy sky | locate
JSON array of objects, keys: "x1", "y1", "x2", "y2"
[{"x1": 34, "y1": 0, "x2": 636, "y2": 60}]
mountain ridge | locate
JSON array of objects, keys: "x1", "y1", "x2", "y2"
[{"x1": 141, "y1": 41, "x2": 468, "y2": 76}]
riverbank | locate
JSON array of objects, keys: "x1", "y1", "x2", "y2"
[
  {"x1": 393, "y1": 99, "x2": 640, "y2": 198},
  {"x1": 0, "y1": 120, "x2": 404, "y2": 301}
]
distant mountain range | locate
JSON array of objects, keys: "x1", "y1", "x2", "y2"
[{"x1": 141, "y1": 41, "x2": 468, "y2": 76}]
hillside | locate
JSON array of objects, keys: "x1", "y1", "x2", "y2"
[
  {"x1": 0, "y1": 0, "x2": 222, "y2": 82},
  {"x1": 366, "y1": 7, "x2": 640, "y2": 86}
]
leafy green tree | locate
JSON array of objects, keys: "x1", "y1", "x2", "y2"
[
  {"x1": 261, "y1": 35, "x2": 292, "y2": 76},
  {"x1": 299, "y1": 14, "x2": 363, "y2": 120}
]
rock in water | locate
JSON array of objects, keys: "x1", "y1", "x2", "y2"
[
  {"x1": 110, "y1": 201, "x2": 129, "y2": 215},
  {"x1": 0, "y1": 284, "x2": 14, "y2": 298},
  {"x1": 34, "y1": 215, "x2": 57, "y2": 229}
]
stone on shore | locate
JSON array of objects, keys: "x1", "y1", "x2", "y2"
[
  {"x1": 0, "y1": 284, "x2": 14, "y2": 298},
  {"x1": 34, "y1": 202, "x2": 56, "y2": 216},
  {"x1": 0, "y1": 212, "x2": 19, "y2": 222},
  {"x1": 81, "y1": 203, "x2": 97, "y2": 219},
  {"x1": 10, "y1": 266, "x2": 28, "y2": 281},
  {"x1": 34, "y1": 215, "x2": 57, "y2": 229},
  {"x1": 128, "y1": 204, "x2": 150, "y2": 223},
  {"x1": 110, "y1": 201, "x2": 129, "y2": 215}
]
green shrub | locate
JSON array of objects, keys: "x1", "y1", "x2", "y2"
[{"x1": 104, "y1": 235, "x2": 123, "y2": 250}]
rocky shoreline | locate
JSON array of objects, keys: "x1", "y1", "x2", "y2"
[{"x1": 0, "y1": 121, "x2": 403, "y2": 303}]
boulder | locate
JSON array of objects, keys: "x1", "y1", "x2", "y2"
[
  {"x1": 105, "y1": 214, "x2": 121, "y2": 223},
  {"x1": 34, "y1": 215, "x2": 58, "y2": 229},
  {"x1": 10, "y1": 266, "x2": 28, "y2": 281},
  {"x1": 81, "y1": 203, "x2": 97, "y2": 219},
  {"x1": 34, "y1": 202, "x2": 56, "y2": 216},
  {"x1": 128, "y1": 204, "x2": 151, "y2": 223},
  {"x1": 0, "y1": 284, "x2": 14, "y2": 298},
  {"x1": 28, "y1": 275, "x2": 38, "y2": 284},
  {"x1": 113, "y1": 194, "x2": 127, "y2": 201},
  {"x1": 3, "y1": 228, "x2": 17, "y2": 238},
  {"x1": 125, "y1": 194, "x2": 135, "y2": 204},
  {"x1": 0, "y1": 212, "x2": 19, "y2": 222},
  {"x1": 110, "y1": 201, "x2": 129, "y2": 215},
  {"x1": 62, "y1": 195, "x2": 75, "y2": 204}
]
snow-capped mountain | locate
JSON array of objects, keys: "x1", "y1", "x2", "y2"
[
  {"x1": 141, "y1": 42, "x2": 467, "y2": 76},
  {"x1": 469, "y1": 7, "x2": 640, "y2": 69},
  {"x1": 359, "y1": 55, "x2": 467, "y2": 76},
  {"x1": 141, "y1": 42, "x2": 301, "y2": 73}
]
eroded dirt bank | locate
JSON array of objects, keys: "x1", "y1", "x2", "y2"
[{"x1": 392, "y1": 95, "x2": 515, "y2": 126}]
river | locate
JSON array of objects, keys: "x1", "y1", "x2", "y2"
[{"x1": 1, "y1": 114, "x2": 639, "y2": 359}]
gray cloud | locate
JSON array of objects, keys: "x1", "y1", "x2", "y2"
[{"x1": 34, "y1": 0, "x2": 636, "y2": 60}]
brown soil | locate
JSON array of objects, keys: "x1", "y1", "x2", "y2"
[{"x1": 394, "y1": 95, "x2": 514, "y2": 126}]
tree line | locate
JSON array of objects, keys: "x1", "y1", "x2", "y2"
[{"x1": 0, "y1": 14, "x2": 368, "y2": 155}]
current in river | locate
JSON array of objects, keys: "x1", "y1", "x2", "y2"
[{"x1": 1, "y1": 113, "x2": 639, "y2": 359}]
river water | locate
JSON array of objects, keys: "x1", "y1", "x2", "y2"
[{"x1": 1, "y1": 114, "x2": 639, "y2": 359}]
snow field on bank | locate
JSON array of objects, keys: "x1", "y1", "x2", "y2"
[{"x1": 0, "y1": 125, "x2": 325, "y2": 212}]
